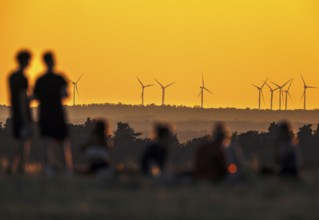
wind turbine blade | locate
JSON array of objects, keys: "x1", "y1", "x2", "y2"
[
  {"x1": 165, "y1": 82, "x2": 176, "y2": 88},
  {"x1": 75, "y1": 84, "x2": 80, "y2": 97},
  {"x1": 265, "y1": 82, "x2": 272, "y2": 90},
  {"x1": 300, "y1": 74, "x2": 306, "y2": 86},
  {"x1": 198, "y1": 91, "x2": 202, "y2": 98},
  {"x1": 287, "y1": 78, "x2": 294, "y2": 91},
  {"x1": 66, "y1": 78, "x2": 75, "y2": 84},
  {"x1": 271, "y1": 81, "x2": 281, "y2": 88},
  {"x1": 76, "y1": 74, "x2": 84, "y2": 83},
  {"x1": 288, "y1": 92, "x2": 294, "y2": 103},
  {"x1": 261, "y1": 78, "x2": 268, "y2": 88},
  {"x1": 202, "y1": 71, "x2": 204, "y2": 87},
  {"x1": 251, "y1": 84, "x2": 259, "y2": 89},
  {"x1": 155, "y1": 79, "x2": 164, "y2": 87},
  {"x1": 204, "y1": 87, "x2": 213, "y2": 95},
  {"x1": 137, "y1": 77, "x2": 144, "y2": 86},
  {"x1": 144, "y1": 84, "x2": 153, "y2": 88},
  {"x1": 281, "y1": 79, "x2": 291, "y2": 88},
  {"x1": 307, "y1": 86, "x2": 317, "y2": 89}
]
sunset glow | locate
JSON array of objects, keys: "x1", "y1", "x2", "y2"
[{"x1": 1, "y1": 0, "x2": 319, "y2": 109}]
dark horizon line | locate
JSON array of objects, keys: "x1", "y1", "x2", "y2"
[{"x1": 0, "y1": 102, "x2": 318, "y2": 111}]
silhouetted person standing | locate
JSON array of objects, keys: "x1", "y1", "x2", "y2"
[
  {"x1": 7, "y1": 50, "x2": 33, "y2": 174},
  {"x1": 33, "y1": 52, "x2": 72, "y2": 174}
]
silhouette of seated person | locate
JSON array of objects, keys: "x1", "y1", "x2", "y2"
[
  {"x1": 7, "y1": 50, "x2": 33, "y2": 174},
  {"x1": 79, "y1": 119, "x2": 113, "y2": 174},
  {"x1": 33, "y1": 51, "x2": 72, "y2": 173},
  {"x1": 194, "y1": 122, "x2": 244, "y2": 182},
  {"x1": 141, "y1": 123, "x2": 173, "y2": 176},
  {"x1": 273, "y1": 121, "x2": 302, "y2": 177}
]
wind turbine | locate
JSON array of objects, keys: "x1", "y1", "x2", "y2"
[
  {"x1": 252, "y1": 79, "x2": 267, "y2": 110},
  {"x1": 68, "y1": 74, "x2": 84, "y2": 106},
  {"x1": 271, "y1": 79, "x2": 291, "y2": 110},
  {"x1": 155, "y1": 79, "x2": 175, "y2": 106},
  {"x1": 137, "y1": 77, "x2": 153, "y2": 106},
  {"x1": 265, "y1": 82, "x2": 279, "y2": 110},
  {"x1": 301, "y1": 74, "x2": 317, "y2": 110},
  {"x1": 283, "y1": 78, "x2": 294, "y2": 110},
  {"x1": 198, "y1": 72, "x2": 213, "y2": 108}
]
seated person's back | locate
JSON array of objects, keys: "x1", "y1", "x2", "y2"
[
  {"x1": 82, "y1": 119, "x2": 112, "y2": 173},
  {"x1": 141, "y1": 123, "x2": 173, "y2": 176},
  {"x1": 194, "y1": 141, "x2": 227, "y2": 181}
]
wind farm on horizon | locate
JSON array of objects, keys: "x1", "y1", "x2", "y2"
[
  {"x1": 252, "y1": 74, "x2": 317, "y2": 111},
  {"x1": 64, "y1": 72, "x2": 318, "y2": 111}
]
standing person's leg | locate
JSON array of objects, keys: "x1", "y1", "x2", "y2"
[
  {"x1": 16, "y1": 138, "x2": 31, "y2": 174},
  {"x1": 63, "y1": 139, "x2": 73, "y2": 172},
  {"x1": 51, "y1": 139, "x2": 64, "y2": 172},
  {"x1": 8, "y1": 139, "x2": 22, "y2": 174},
  {"x1": 51, "y1": 139, "x2": 72, "y2": 173},
  {"x1": 42, "y1": 137, "x2": 55, "y2": 175}
]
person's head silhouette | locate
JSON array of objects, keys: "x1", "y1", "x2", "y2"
[
  {"x1": 154, "y1": 123, "x2": 173, "y2": 145},
  {"x1": 16, "y1": 50, "x2": 31, "y2": 70},
  {"x1": 212, "y1": 121, "x2": 231, "y2": 144},
  {"x1": 276, "y1": 120, "x2": 294, "y2": 143},
  {"x1": 93, "y1": 119, "x2": 109, "y2": 139},
  {"x1": 43, "y1": 51, "x2": 55, "y2": 72}
]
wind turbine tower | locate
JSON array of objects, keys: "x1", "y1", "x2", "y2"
[
  {"x1": 155, "y1": 79, "x2": 175, "y2": 106},
  {"x1": 283, "y1": 79, "x2": 294, "y2": 110},
  {"x1": 68, "y1": 74, "x2": 84, "y2": 106},
  {"x1": 199, "y1": 73, "x2": 213, "y2": 108},
  {"x1": 265, "y1": 82, "x2": 278, "y2": 110},
  {"x1": 137, "y1": 77, "x2": 153, "y2": 106},
  {"x1": 252, "y1": 79, "x2": 267, "y2": 110},
  {"x1": 271, "y1": 79, "x2": 291, "y2": 110},
  {"x1": 301, "y1": 74, "x2": 317, "y2": 110}
]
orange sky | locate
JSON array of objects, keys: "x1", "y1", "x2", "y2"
[{"x1": 1, "y1": 0, "x2": 319, "y2": 109}]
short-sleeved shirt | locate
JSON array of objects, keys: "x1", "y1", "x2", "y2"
[
  {"x1": 8, "y1": 70, "x2": 31, "y2": 139},
  {"x1": 34, "y1": 72, "x2": 68, "y2": 140}
]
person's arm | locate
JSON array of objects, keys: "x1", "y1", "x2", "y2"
[
  {"x1": 19, "y1": 86, "x2": 30, "y2": 139},
  {"x1": 60, "y1": 76, "x2": 68, "y2": 99},
  {"x1": 19, "y1": 90, "x2": 29, "y2": 124},
  {"x1": 60, "y1": 86, "x2": 68, "y2": 99},
  {"x1": 21, "y1": 77, "x2": 30, "y2": 125}
]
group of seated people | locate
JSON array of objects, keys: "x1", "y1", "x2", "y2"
[{"x1": 77, "y1": 119, "x2": 302, "y2": 182}]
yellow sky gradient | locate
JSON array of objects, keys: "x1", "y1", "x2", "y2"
[{"x1": 1, "y1": 0, "x2": 319, "y2": 109}]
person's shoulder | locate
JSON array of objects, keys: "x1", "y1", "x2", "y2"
[
  {"x1": 53, "y1": 72, "x2": 67, "y2": 84},
  {"x1": 9, "y1": 71, "x2": 27, "y2": 83},
  {"x1": 8, "y1": 71, "x2": 16, "y2": 82},
  {"x1": 35, "y1": 73, "x2": 46, "y2": 82},
  {"x1": 8, "y1": 70, "x2": 20, "y2": 80}
]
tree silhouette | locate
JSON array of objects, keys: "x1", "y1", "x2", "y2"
[
  {"x1": 113, "y1": 122, "x2": 142, "y2": 147},
  {"x1": 297, "y1": 124, "x2": 313, "y2": 144}
]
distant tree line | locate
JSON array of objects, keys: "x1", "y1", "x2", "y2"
[{"x1": 0, "y1": 118, "x2": 318, "y2": 170}]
